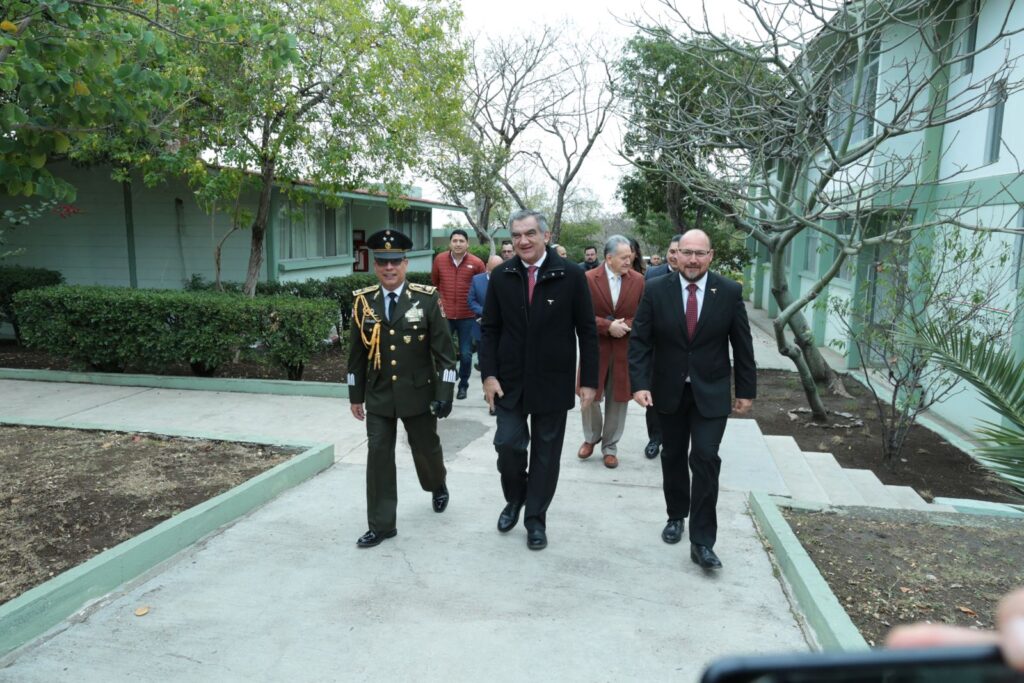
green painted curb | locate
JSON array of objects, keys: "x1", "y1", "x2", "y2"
[
  {"x1": 0, "y1": 367, "x2": 347, "y2": 398},
  {"x1": 748, "y1": 491, "x2": 869, "y2": 652},
  {"x1": 0, "y1": 441, "x2": 334, "y2": 658}
]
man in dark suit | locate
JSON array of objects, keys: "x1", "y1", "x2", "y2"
[
  {"x1": 640, "y1": 234, "x2": 682, "y2": 459},
  {"x1": 628, "y1": 229, "x2": 755, "y2": 571},
  {"x1": 348, "y1": 230, "x2": 457, "y2": 549},
  {"x1": 479, "y1": 209, "x2": 599, "y2": 551}
]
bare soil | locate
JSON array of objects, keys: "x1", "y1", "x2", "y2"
[
  {"x1": 0, "y1": 340, "x2": 345, "y2": 383},
  {"x1": 782, "y1": 506, "x2": 1024, "y2": 647},
  {"x1": 0, "y1": 425, "x2": 297, "y2": 605}
]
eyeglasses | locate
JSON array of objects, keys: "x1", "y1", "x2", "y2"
[
  {"x1": 374, "y1": 258, "x2": 403, "y2": 267},
  {"x1": 679, "y1": 250, "x2": 711, "y2": 258}
]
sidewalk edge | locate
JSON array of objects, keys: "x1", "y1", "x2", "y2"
[
  {"x1": 748, "y1": 491, "x2": 869, "y2": 652},
  {"x1": 0, "y1": 368, "x2": 347, "y2": 398}
]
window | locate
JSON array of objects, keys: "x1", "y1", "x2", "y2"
[
  {"x1": 278, "y1": 200, "x2": 352, "y2": 260},
  {"x1": 954, "y1": 0, "x2": 980, "y2": 77},
  {"x1": 803, "y1": 231, "x2": 820, "y2": 273},
  {"x1": 388, "y1": 208, "x2": 432, "y2": 249},
  {"x1": 986, "y1": 80, "x2": 1007, "y2": 164},
  {"x1": 835, "y1": 218, "x2": 857, "y2": 281},
  {"x1": 828, "y1": 40, "x2": 880, "y2": 149}
]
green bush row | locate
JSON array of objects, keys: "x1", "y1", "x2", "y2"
[
  {"x1": 13, "y1": 285, "x2": 340, "y2": 380},
  {"x1": 186, "y1": 271, "x2": 433, "y2": 327},
  {"x1": 0, "y1": 266, "x2": 64, "y2": 341}
]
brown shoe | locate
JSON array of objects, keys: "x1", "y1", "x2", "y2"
[
  {"x1": 578, "y1": 441, "x2": 596, "y2": 459},
  {"x1": 603, "y1": 453, "x2": 618, "y2": 469}
]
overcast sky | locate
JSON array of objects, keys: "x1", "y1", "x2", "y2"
[{"x1": 420, "y1": 0, "x2": 745, "y2": 221}]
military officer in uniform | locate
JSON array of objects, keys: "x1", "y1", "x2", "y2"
[{"x1": 347, "y1": 229, "x2": 458, "y2": 548}]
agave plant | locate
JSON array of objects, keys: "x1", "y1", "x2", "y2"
[{"x1": 897, "y1": 321, "x2": 1024, "y2": 490}]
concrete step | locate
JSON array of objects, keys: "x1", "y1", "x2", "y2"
[
  {"x1": 764, "y1": 435, "x2": 830, "y2": 504},
  {"x1": 803, "y1": 452, "x2": 866, "y2": 506},
  {"x1": 845, "y1": 469, "x2": 900, "y2": 508},
  {"x1": 885, "y1": 484, "x2": 941, "y2": 512},
  {"x1": 721, "y1": 419, "x2": 790, "y2": 496}
]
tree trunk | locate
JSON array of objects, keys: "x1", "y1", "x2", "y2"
[
  {"x1": 243, "y1": 158, "x2": 276, "y2": 297},
  {"x1": 770, "y1": 259, "x2": 830, "y2": 421}
]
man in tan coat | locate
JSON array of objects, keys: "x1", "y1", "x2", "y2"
[{"x1": 578, "y1": 235, "x2": 645, "y2": 469}]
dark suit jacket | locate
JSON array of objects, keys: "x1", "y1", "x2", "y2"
[
  {"x1": 480, "y1": 247, "x2": 599, "y2": 414},
  {"x1": 628, "y1": 271, "x2": 755, "y2": 418},
  {"x1": 348, "y1": 283, "x2": 456, "y2": 418},
  {"x1": 645, "y1": 263, "x2": 673, "y2": 281}
]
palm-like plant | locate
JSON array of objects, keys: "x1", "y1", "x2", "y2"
[{"x1": 898, "y1": 322, "x2": 1024, "y2": 490}]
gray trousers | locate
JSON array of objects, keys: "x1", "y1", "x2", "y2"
[{"x1": 581, "y1": 356, "x2": 628, "y2": 456}]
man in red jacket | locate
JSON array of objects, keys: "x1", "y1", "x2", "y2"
[{"x1": 432, "y1": 229, "x2": 485, "y2": 400}]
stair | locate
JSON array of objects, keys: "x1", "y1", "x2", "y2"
[{"x1": 764, "y1": 436, "x2": 829, "y2": 504}]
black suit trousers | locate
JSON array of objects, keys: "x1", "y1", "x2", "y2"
[
  {"x1": 658, "y1": 384, "x2": 728, "y2": 548},
  {"x1": 493, "y1": 400, "x2": 568, "y2": 532}
]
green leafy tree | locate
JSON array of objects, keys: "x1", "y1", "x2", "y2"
[
  {"x1": 170, "y1": 0, "x2": 466, "y2": 295},
  {"x1": 0, "y1": 1, "x2": 281, "y2": 201}
]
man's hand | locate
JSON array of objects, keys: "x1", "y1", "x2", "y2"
[
  {"x1": 633, "y1": 390, "x2": 653, "y2": 408},
  {"x1": 430, "y1": 400, "x2": 453, "y2": 419},
  {"x1": 350, "y1": 403, "x2": 365, "y2": 421},
  {"x1": 608, "y1": 318, "x2": 630, "y2": 338},
  {"x1": 579, "y1": 386, "x2": 596, "y2": 410},
  {"x1": 483, "y1": 376, "x2": 503, "y2": 411},
  {"x1": 732, "y1": 398, "x2": 753, "y2": 415}
]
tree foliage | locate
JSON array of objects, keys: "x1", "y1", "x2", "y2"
[
  {"x1": 627, "y1": 0, "x2": 1024, "y2": 419},
  {"x1": 0, "y1": 1, "x2": 290, "y2": 200}
]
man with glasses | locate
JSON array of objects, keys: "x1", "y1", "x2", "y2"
[
  {"x1": 348, "y1": 230, "x2": 457, "y2": 549},
  {"x1": 628, "y1": 229, "x2": 756, "y2": 572}
]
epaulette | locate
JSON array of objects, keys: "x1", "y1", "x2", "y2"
[
  {"x1": 352, "y1": 284, "x2": 380, "y2": 296},
  {"x1": 408, "y1": 283, "x2": 437, "y2": 294}
]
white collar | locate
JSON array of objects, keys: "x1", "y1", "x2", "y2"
[
  {"x1": 679, "y1": 272, "x2": 709, "y2": 291},
  {"x1": 383, "y1": 282, "x2": 405, "y2": 298},
  {"x1": 521, "y1": 251, "x2": 547, "y2": 270}
]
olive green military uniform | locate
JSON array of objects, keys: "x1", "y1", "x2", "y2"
[{"x1": 347, "y1": 282, "x2": 456, "y2": 533}]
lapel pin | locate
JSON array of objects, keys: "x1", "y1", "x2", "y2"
[
  {"x1": 710, "y1": 288, "x2": 717, "y2": 294},
  {"x1": 547, "y1": 299, "x2": 554, "y2": 305}
]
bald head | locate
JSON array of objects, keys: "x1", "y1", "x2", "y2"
[
  {"x1": 486, "y1": 255, "x2": 503, "y2": 273},
  {"x1": 678, "y1": 229, "x2": 714, "y2": 282}
]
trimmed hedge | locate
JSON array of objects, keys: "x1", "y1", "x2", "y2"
[
  {"x1": 186, "y1": 272, "x2": 433, "y2": 328},
  {"x1": 13, "y1": 286, "x2": 340, "y2": 380},
  {"x1": 0, "y1": 266, "x2": 64, "y2": 341}
]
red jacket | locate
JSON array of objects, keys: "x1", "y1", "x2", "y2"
[{"x1": 431, "y1": 251, "x2": 485, "y2": 320}]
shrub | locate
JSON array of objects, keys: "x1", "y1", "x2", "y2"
[
  {"x1": 13, "y1": 286, "x2": 340, "y2": 379},
  {"x1": 187, "y1": 272, "x2": 433, "y2": 329},
  {"x1": 0, "y1": 266, "x2": 63, "y2": 342}
]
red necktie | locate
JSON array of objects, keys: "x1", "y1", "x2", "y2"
[
  {"x1": 527, "y1": 265, "x2": 538, "y2": 304},
  {"x1": 686, "y1": 283, "x2": 698, "y2": 338}
]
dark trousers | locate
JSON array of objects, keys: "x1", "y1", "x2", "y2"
[
  {"x1": 493, "y1": 400, "x2": 567, "y2": 532},
  {"x1": 448, "y1": 318, "x2": 475, "y2": 390},
  {"x1": 365, "y1": 411, "x2": 447, "y2": 532},
  {"x1": 658, "y1": 384, "x2": 728, "y2": 548},
  {"x1": 645, "y1": 405, "x2": 662, "y2": 443}
]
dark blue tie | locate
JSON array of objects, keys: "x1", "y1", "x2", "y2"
[{"x1": 387, "y1": 292, "x2": 397, "y2": 322}]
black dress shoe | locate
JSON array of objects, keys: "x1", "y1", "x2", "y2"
[
  {"x1": 527, "y1": 528, "x2": 547, "y2": 550},
  {"x1": 456, "y1": 387, "x2": 468, "y2": 400},
  {"x1": 691, "y1": 544, "x2": 722, "y2": 569},
  {"x1": 644, "y1": 440, "x2": 661, "y2": 459},
  {"x1": 432, "y1": 484, "x2": 449, "y2": 513},
  {"x1": 357, "y1": 528, "x2": 397, "y2": 548},
  {"x1": 662, "y1": 518, "x2": 684, "y2": 544},
  {"x1": 497, "y1": 502, "x2": 523, "y2": 532}
]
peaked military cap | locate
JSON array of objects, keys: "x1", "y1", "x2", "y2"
[{"x1": 367, "y1": 229, "x2": 413, "y2": 261}]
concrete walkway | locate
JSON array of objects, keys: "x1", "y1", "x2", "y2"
[{"x1": 0, "y1": 322, "x2": 810, "y2": 682}]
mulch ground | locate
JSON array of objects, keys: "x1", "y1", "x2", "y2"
[{"x1": 0, "y1": 425, "x2": 297, "y2": 606}]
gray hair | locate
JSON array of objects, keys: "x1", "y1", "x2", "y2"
[
  {"x1": 604, "y1": 234, "x2": 631, "y2": 257},
  {"x1": 509, "y1": 209, "x2": 549, "y2": 233}
]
